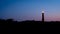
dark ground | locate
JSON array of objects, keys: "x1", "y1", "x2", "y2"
[{"x1": 0, "y1": 19, "x2": 60, "y2": 32}]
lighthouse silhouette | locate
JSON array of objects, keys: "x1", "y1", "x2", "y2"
[{"x1": 42, "y1": 11, "x2": 44, "y2": 22}]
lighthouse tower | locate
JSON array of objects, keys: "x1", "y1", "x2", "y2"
[{"x1": 42, "y1": 11, "x2": 44, "y2": 22}]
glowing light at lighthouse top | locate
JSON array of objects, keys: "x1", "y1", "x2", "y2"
[{"x1": 42, "y1": 11, "x2": 44, "y2": 13}]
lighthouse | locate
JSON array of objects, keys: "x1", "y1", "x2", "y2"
[{"x1": 42, "y1": 11, "x2": 44, "y2": 22}]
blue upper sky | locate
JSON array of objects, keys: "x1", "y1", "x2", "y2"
[{"x1": 0, "y1": 0, "x2": 60, "y2": 21}]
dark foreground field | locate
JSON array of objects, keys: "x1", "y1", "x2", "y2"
[{"x1": 0, "y1": 19, "x2": 60, "y2": 32}]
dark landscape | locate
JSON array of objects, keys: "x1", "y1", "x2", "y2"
[
  {"x1": 1, "y1": 0, "x2": 60, "y2": 33},
  {"x1": 0, "y1": 19, "x2": 60, "y2": 32}
]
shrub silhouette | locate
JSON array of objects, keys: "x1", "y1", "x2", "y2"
[{"x1": 6, "y1": 19, "x2": 13, "y2": 23}]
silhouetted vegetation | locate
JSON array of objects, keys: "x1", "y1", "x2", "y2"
[{"x1": 0, "y1": 19, "x2": 60, "y2": 32}]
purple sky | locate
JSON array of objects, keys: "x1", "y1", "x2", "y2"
[{"x1": 0, "y1": 0, "x2": 60, "y2": 21}]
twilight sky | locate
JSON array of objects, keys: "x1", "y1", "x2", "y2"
[{"x1": 0, "y1": 0, "x2": 60, "y2": 21}]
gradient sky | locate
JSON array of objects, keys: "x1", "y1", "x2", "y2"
[{"x1": 0, "y1": 0, "x2": 60, "y2": 21}]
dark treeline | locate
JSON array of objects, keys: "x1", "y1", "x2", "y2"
[
  {"x1": 0, "y1": 19, "x2": 60, "y2": 32},
  {"x1": 0, "y1": 19, "x2": 60, "y2": 24}
]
